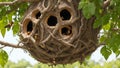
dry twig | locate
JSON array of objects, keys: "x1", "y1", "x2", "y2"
[
  {"x1": 0, "y1": 40, "x2": 24, "y2": 48},
  {"x1": 0, "y1": 0, "x2": 39, "y2": 6}
]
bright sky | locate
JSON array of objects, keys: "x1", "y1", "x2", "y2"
[{"x1": 0, "y1": 29, "x2": 118, "y2": 65}]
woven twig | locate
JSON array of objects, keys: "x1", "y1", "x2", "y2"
[{"x1": 19, "y1": 0, "x2": 100, "y2": 65}]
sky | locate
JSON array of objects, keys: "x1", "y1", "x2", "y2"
[{"x1": 0, "y1": 29, "x2": 118, "y2": 65}]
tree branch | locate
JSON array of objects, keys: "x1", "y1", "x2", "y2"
[
  {"x1": 101, "y1": 0, "x2": 111, "y2": 15},
  {"x1": 0, "y1": 40, "x2": 24, "y2": 48},
  {"x1": 0, "y1": 0, "x2": 39, "y2": 6},
  {"x1": 111, "y1": 28, "x2": 120, "y2": 31},
  {"x1": 0, "y1": 0, "x2": 17, "y2": 6},
  {"x1": 103, "y1": 0, "x2": 110, "y2": 9}
]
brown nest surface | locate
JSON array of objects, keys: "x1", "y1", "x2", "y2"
[{"x1": 19, "y1": 0, "x2": 100, "y2": 65}]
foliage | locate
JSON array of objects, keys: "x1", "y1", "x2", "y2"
[
  {"x1": 0, "y1": 49, "x2": 8, "y2": 68},
  {"x1": 78, "y1": 0, "x2": 96, "y2": 19},
  {"x1": 101, "y1": 46, "x2": 112, "y2": 60},
  {"x1": 0, "y1": 0, "x2": 120, "y2": 67},
  {"x1": 5, "y1": 59, "x2": 32, "y2": 68},
  {"x1": 0, "y1": 0, "x2": 29, "y2": 36},
  {"x1": 3, "y1": 59, "x2": 120, "y2": 68},
  {"x1": 78, "y1": 0, "x2": 120, "y2": 60},
  {"x1": 0, "y1": 0, "x2": 29, "y2": 67}
]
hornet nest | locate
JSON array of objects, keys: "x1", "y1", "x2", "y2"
[{"x1": 19, "y1": 0, "x2": 100, "y2": 65}]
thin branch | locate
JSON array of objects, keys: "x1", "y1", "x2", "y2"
[
  {"x1": 0, "y1": 0, "x2": 17, "y2": 6},
  {"x1": 5, "y1": 4, "x2": 20, "y2": 14},
  {"x1": 111, "y1": 28, "x2": 120, "y2": 31},
  {"x1": 0, "y1": 45, "x2": 5, "y2": 49},
  {"x1": 102, "y1": 0, "x2": 111, "y2": 15},
  {"x1": 0, "y1": 40, "x2": 24, "y2": 48},
  {"x1": 0, "y1": 0, "x2": 39, "y2": 6},
  {"x1": 103, "y1": 0, "x2": 110, "y2": 9}
]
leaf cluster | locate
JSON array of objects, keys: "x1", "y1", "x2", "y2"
[
  {"x1": 0, "y1": 0, "x2": 29, "y2": 37},
  {"x1": 3, "y1": 59, "x2": 120, "y2": 68},
  {"x1": 79, "y1": 0, "x2": 120, "y2": 60}
]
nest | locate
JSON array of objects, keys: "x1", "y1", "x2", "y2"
[{"x1": 19, "y1": 0, "x2": 100, "y2": 65}]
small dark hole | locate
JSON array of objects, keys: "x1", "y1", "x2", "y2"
[
  {"x1": 35, "y1": 11, "x2": 41, "y2": 19},
  {"x1": 27, "y1": 21, "x2": 33, "y2": 32},
  {"x1": 61, "y1": 26, "x2": 72, "y2": 36},
  {"x1": 47, "y1": 16, "x2": 57, "y2": 26},
  {"x1": 60, "y1": 9, "x2": 71, "y2": 20}
]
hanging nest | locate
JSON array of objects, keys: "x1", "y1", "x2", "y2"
[{"x1": 19, "y1": 0, "x2": 100, "y2": 65}]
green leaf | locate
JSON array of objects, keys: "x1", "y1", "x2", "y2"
[
  {"x1": 107, "y1": 35, "x2": 120, "y2": 47},
  {"x1": 101, "y1": 46, "x2": 112, "y2": 60},
  {"x1": 0, "y1": 20, "x2": 3, "y2": 30},
  {"x1": 0, "y1": 49, "x2": 8, "y2": 67},
  {"x1": 0, "y1": 17, "x2": 7, "y2": 37},
  {"x1": 78, "y1": 1, "x2": 86, "y2": 9},
  {"x1": 99, "y1": 35, "x2": 106, "y2": 43},
  {"x1": 93, "y1": 13, "x2": 110, "y2": 28},
  {"x1": 1, "y1": 29, "x2": 6, "y2": 37},
  {"x1": 114, "y1": 49, "x2": 120, "y2": 57},
  {"x1": 102, "y1": 23, "x2": 111, "y2": 31},
  {"x1": 12, "y1": 22, "x2": 19, "y2": 35},
  {"x1": 82, "y1": 2, "x2": 96, "y2": 19},
  {"x1": 93, "y1": 17, "x2": 102, "y2": 28},
  {"x1": 118, "y1": 22, "x2": 120, "y2": 28},
  {"x1": 106, "y1": 34, "x2": 120, "y2": 56}
]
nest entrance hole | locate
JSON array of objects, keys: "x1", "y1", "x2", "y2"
[
  {"x1": 60, "y1": 9, "x2": 71, "y2": 20},
  {"x1": 27, "y1": 20, "x2": 33, "y2": 35},
  {"x1": 61, "y1": 26, "x2": 72, "y2": 36},
  {"x1": 32, "y1": 9, "x2": 41, "y2": 19},
  {"x1": 47, "y1": 16, "x2": 57, "y2": 27},
  {"x1": 35, "y1": 11, "x2": 41, "y2": 19}
]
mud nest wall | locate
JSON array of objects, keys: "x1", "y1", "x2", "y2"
[{"x1": 20, "y1": 0, "x2": 100, "y2": 65}]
